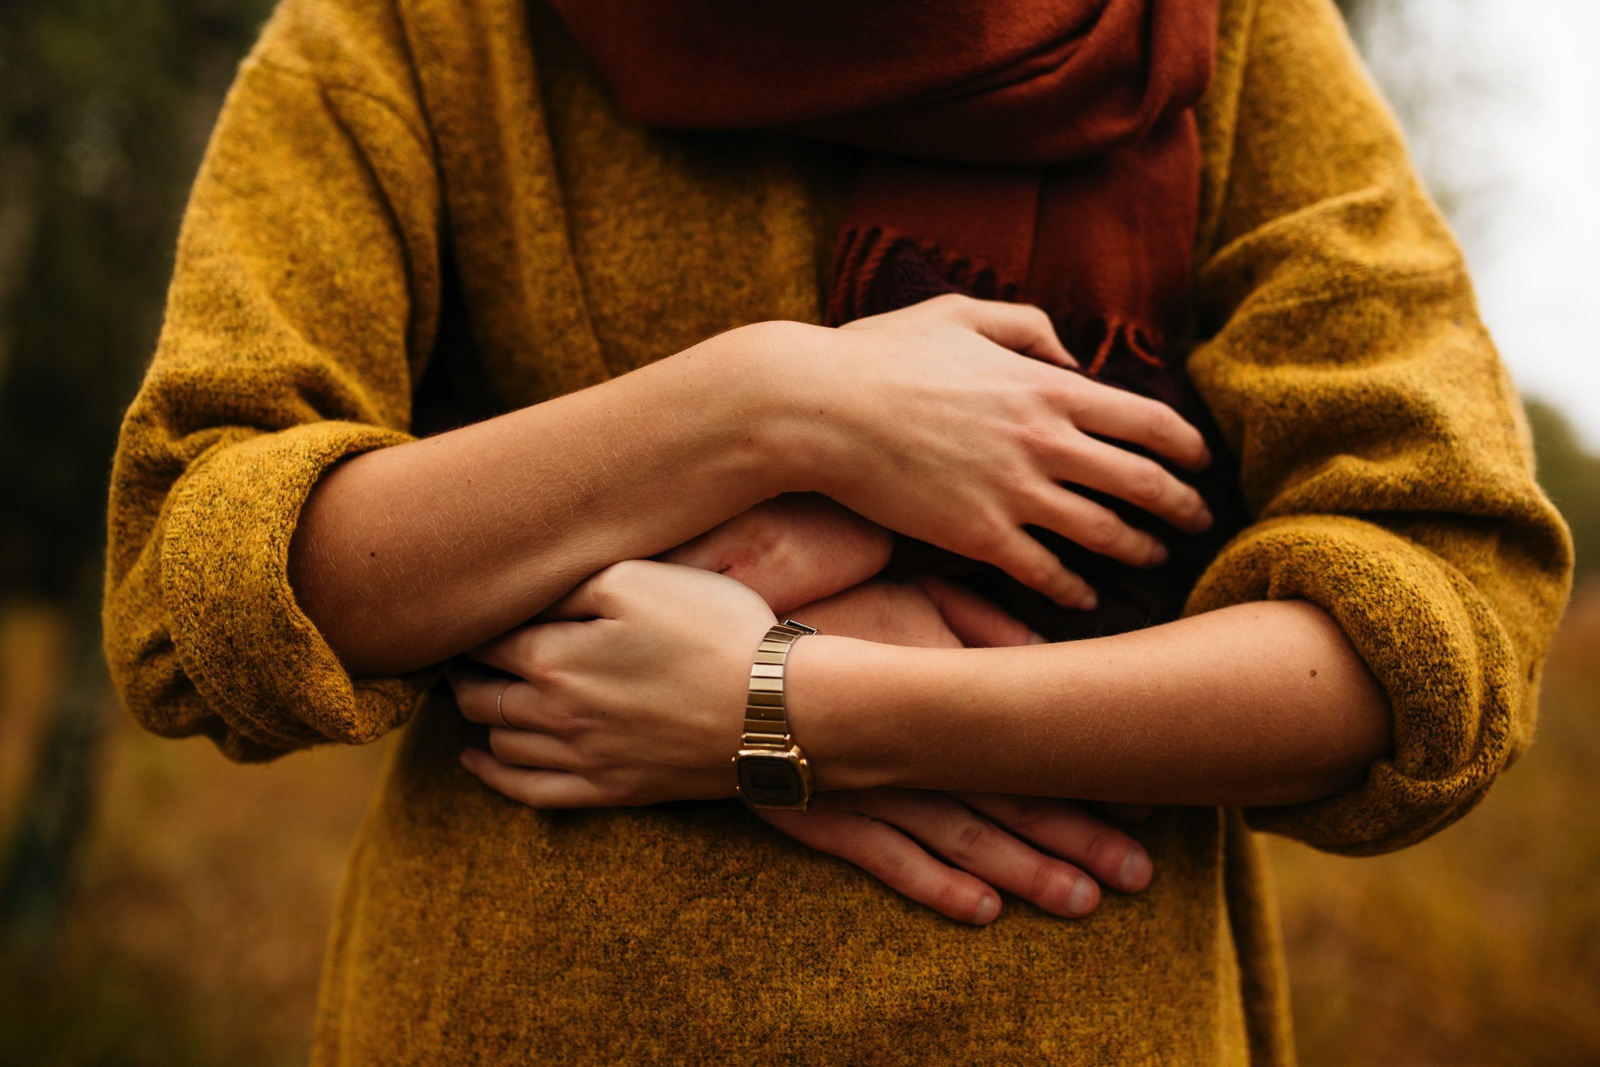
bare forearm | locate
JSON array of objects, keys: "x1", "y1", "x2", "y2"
[
  {"x1": 290, "y1": 295, "x2": 1222, "y2": 677},
  {"x1": 290, "y1": 326, "x2": 798, "y2": 675},
  {"x1": 794, "y1": 600, "x2": 1391, "y2": 807}
]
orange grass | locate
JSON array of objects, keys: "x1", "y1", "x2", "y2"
[{"x1": 2, "y1": 583, "x2": 1598, "y2": 1064}]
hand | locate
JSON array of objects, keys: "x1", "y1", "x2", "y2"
[
  {"x1": 757, "y1": 790, "x2": 1153, "y2": 925},
  {"x1": 793, "y1": 575, "x2": 1043, "y2": 649},
  {"x1": 447, "y1": 563, "x2": 1044, "y2": 804},
  {"x1": 770, "y1": 294, "x2": 1213, "y2": 608},
  {"x1": 659, "y1": 493, "x2": 891, "y2": 615},
  {"x1": 658, "y1": 495, "x2": 1038, "y2": 648},
  {"x1": 754, "y1": 582, "x2": 1151, "y2": 924},
  {"x1": 452, "y1": 560, "x2": 1162, "y2": 923},
  {"x1": 454, "y1": 560, "x2": 770, "y2": 807}
]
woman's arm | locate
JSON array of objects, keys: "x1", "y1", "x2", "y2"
[
  {"x1": 291, "y1": 295, "x2": 1216, "y2": 677},
  {"x1": 106, "y1": 1, "x2": 1212, "y2": 758},
  {"x1": 797, "y1": 600, "x2": 1390, "y2": 806},
  {"x1": 452, "y1": 560, "x2": 1388, "y2": 809},
  {"x1": 651, "y1": 496, "x2": 1163, "y2": 926},
  {"x1": 452, "y1": 0, "x2": 1573, "y2": 876}
]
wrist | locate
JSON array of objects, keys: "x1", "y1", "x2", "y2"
[
  {"x1": 645, "y1": 321, "x2": 807, "y2": 507},
  {"x1": 700, "y1": 320, "x2": 846, "y2": 496},
  {"x1": 783, "y1": 635, "x2": 926, "y2": 793}
]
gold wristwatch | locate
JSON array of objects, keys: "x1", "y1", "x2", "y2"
[{"x1": 733, "y1": 619, "x2": 818, "y2": 811}]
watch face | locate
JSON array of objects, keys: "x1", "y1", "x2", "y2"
[{"x1": 736, "y1": 754, "x2": 806, "y2": 808}]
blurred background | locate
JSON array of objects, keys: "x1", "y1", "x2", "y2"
[{"x1": 1, "y1": 0, "x2": 1597, "y2": 1062}]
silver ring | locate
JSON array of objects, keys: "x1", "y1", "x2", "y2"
[{"x1": 495, "y1": 680, "x2": 512, "y2": 729}]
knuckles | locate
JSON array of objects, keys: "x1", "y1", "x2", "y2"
[
  {"x1": 1014, "y1": 420, "x2": 1060, "y2": 461},
  {"x1": 1024, "y1": 558, "x2": 1067, "y2": 598},
  {"x1": 923, "y1": 291, "x2": 978, "y2": 319},
  {"x1": 591, "y1": 557, "x2": 651, "y2": 598},
  {"x1": 929, "y1": 879, "x2": 981, "y2": 922},
  {"x1": 1081, "y1": 827, "x2": 1128, "y2": 873},
  {"x1": 952, "y1": 818, "x2": 999, "y2": 859},
  {"x1": 862, "y1": 838, "x2": 915, "y2": 882},
  {"x1": 505, "y1": 644, "x2": 564, "y2": 690},
  {"x1": 1077, "y1": 511, "x2": 1123, "y2": 553},
  {"x1": 957, "y1": 513, "x2": 1014, "y2": 565},
  {"x1": 1017, "y1": 304, "x2": 1054, "y2": 335},
  {"x1": 995, "y1": 795, "x2": 1054, "y2": 835},
  {"x1": 1127, "y1": 462, "x2": 1167, "y2": 507},
  {"x1": 1026, "y1": 860, "x2": 1069, "y2": 907}
]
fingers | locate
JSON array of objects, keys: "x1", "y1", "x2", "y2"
[
  {"x1": 1048, "y1": 435, "x2": 1213, "y2": 536},
  {"x1": 451, "y1": 665, "x2": 521, "y2": 726},
  {"x1": 487, "y1": 724, "x2": 580, "y2": 770},
  {"x1": 1060, "y1": 377, "x2": 1211, "y2": 472},
  {"x1": 992, "y1": 432, "x2": 1221, "y2": 593},
  {"x1": 850, "y1": 790, "x2": 1105, "y2": 918},
  {"x1": 1026, "y1": 489, "x2": 1169, "y2": 571},
  {"x1": 451, "y1": 656, "x2": 572, "y2": 732},
  {"x1": 942, "y1": 295, "x2": 1077, "y2": 368},
  {"x1": 914, "y1": 576, "x2": 1042, "y2": 648},
  {"x1": 958, "y1": 793, "x2": 1153, "y2": 894},
  {"x1": 459, "y1": 748, "x2": 605, "y2": 809},
  {"x1": 982, "y1": 526, "x2": 1098, "y2": 611},
  {"x1": 758, "y1": 801, "x2": 1002, "y2": 925},
  {"x1": 672, "y1": 496, "x2": 893, "y2": 615},
  {"x1": 451, "y1": 669, "x2": 585, "y2": 773}
]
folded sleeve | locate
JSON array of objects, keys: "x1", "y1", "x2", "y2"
[
  {"x1": 103, "y1": 0, "x2": 443, "y2": 761},
  {"x1": 1184, "y1": 0, "x2": 1573, "y2": 852}
]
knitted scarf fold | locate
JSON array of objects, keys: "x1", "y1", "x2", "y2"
[{"x1": 551, "y1": 0, "x2": 1247, "y2": 638}]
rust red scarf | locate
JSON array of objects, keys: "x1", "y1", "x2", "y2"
[
  {"x1": 551, "y1": 0, "x2": 1243, "y2": 638},
  {"x1": 550, "y1": 0, "x2": 1217, "y2": 368}
]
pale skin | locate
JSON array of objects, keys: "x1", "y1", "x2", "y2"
[
  {"x1": 291, "y1": 295, "x2": 1214, "y2": 675},
  {"x1": 288, "y1": 294, "x2": 1390, "y2": 925},
  {"x1": 455, "y1": 563, "x2": 1388, "y2": 811}
]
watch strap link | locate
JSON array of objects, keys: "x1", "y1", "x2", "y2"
[{"x1": 742, "y1": 619, "x2": 817, "y2": 748}]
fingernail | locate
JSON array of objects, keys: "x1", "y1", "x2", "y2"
[
  {"x1": 1076, "y1": 590, "x2": 1098, "y2": 612},
  {"x1": 972, "y1": 895, "x2": 1001, "y2": 925},
  {"x1": 1116, "y1": 850, "x2": 1153, "y2": 893},
  {"x1": 1147, "y1": 542, "x2": 1169, "y2": 567},
  {"x1": 1027, "y1": 630, "x2": 1049, "y2": 645},
  {"x1": 1194, "y1": 505, "x2": 1214, "y2": 532},
  {"x1": 1066, "y1": 879, "x2": 1098, "y2": 916}
]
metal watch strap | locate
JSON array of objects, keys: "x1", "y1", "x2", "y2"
[{"x1": 743, "y1": 620, "x2": 818, "y2": 750}]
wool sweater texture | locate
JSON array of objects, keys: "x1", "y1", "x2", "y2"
[{"x1": 103, "y1": 0, "x2": 1573, "y2": 1062}]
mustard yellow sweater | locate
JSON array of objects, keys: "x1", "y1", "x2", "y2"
[{"x1": 103, "y1": 0, "x2": 1572, "y2": 1062}]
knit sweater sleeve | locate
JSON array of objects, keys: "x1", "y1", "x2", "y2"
[
  {"x1": 102, "y1": 0, "x2": 441, "y2": 761},
  {"x1": 1185, "y1": 0, "x2": 1572, "y2": 853}
]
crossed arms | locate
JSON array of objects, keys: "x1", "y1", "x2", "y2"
[{"x1": 287, "y1": 296, "x2": 1391, "y2": 923}]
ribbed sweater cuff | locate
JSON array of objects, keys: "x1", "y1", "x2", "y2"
[
  {"x1": 160, "y1": 420, "x2": 426, "y2": 760},
  {"x1": 1186, "y1": 513, "x2": 1523, "y2": 855}
]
